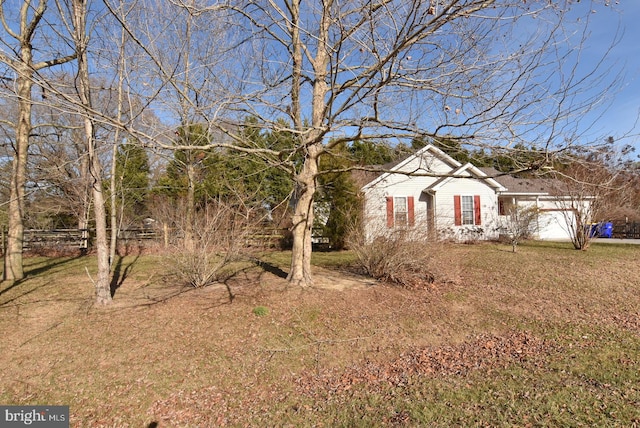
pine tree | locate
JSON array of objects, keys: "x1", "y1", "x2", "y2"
[{"x1": 114, "y1": 141, "x2": 150, "y2": 225}]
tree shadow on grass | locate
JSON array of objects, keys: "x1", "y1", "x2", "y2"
[
  {"x1": 0, "y1": 255, "x2": 84, "y2": 297},
  {"x1": 110, "y1": 254, "x2": 141, "y2": 298},
  {"x1": 196, "y1": 257, "x2": 289, "y2": 306},
  {"x1": 97, "y1": 256, "x2": 291, "y2": 311},
  {"x1": 0, "y1": 279, "x2": 58, "y2": 308},
  {"x1": 251, "y1": 258, "x2": 288, "y2": 279}
]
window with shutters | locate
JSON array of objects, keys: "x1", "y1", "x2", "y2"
[
  {"x1": 454, "y1": 195, "x2": 481, "y2": 226},
  {"x1": 394, "y1": 196, "x2": 408, "y2": 226},
  {"x1": 386, "y1": 196, "x2": 415, "y2": 228}
]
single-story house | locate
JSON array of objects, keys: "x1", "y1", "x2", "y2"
[{"x1": 361, "y1": 144, "x2": 586, "y2": 242}]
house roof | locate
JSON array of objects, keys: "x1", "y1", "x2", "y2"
[
  {"x1": 361, "y1": 144, "x2": 462, "y2": 190},
  {"x1": 479, "y1": 167, "x2": 566, "y2": 196},
  {"x1": 425, "y1": 163, "x2": 506, "y2": 192},
  {"x1": 359, "y1": 146, "x2": 571, "y2": 197}
]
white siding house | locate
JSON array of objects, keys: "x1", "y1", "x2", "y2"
[{"x1": 361, "y1": 144, "x2": 586, "y2": 242}]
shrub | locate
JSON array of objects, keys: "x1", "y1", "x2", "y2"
[
  {"x1": 497, "y1": 205, "x2": 539, "y2": 253},
  {"x1": 170, "y1": 248, "x2": 230, "y2": 289},
  {"x1": 167, "y1": 201, "x2": 254, "y2": 288},
  {"x1": 347, "y1": 230, "x2": 446, "y2": 288}
]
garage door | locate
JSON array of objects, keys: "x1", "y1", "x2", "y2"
[{"x1": 537, "y1": 210, "x2": 574, "y2": 240}]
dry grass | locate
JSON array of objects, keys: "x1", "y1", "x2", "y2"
[{"x1": 0, "y1": 241, "x2": 639, "y2": 426}]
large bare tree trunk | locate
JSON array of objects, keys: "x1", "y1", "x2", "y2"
[
  {"x1": 286, "y1": 0, "x2": 329, "y2": 286},
  {"x1": 4, "y1": 62, "x2": 31, "y2": 281},
  {"x1": 1, "y1": 0, "x2": 74, "y2": 281},
  {"x1": 288, "y1": 149, "x2": 319, "y2": 286},
  {"x1": 72, "y1": 0, "x2": 111, "y2": 304},
  {"x1": 89, "y1": 145, "x2": 111, "y2": 304}
]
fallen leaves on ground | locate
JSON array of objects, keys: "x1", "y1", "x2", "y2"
[
  {"x1": 296, "y1": 330, "x2": 557, "y2": 397},
  {"x1": 148, "y1": 331, "x2": 558, "y2": 426}
]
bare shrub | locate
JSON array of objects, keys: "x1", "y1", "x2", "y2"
[
  {"x1": 167, "y1": 200, "x2": 256, "y2": 289},
  {"x1": 347, "y1": 228, "x2": 454, "y2": 288},
  {"x1": 498, "y1": 205, "x2": 540, "y2": 253}
]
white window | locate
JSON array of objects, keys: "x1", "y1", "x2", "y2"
[
  {"x1": 454, "y1": 195, "x2": 481, "y2": 226},
  {"x1": 394, "y1": 196, "x2": 408, "y2": 227},
  {"x1": 386, "y1": 196, "x2": 415, "y2": 228},
  {"x1": 461, "y1": 195, "x2": 474, "y2": 225}
]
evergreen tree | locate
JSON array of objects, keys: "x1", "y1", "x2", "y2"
[
  {"x1": 152, "y1": 118, "x2": 295, "y2": 226},
  {"x1": 349, "y1": 140, "x2": 395, "y2": 166},
  {"x1": 114, "y1": 140, "x2": 150, "y2": 225},
  {"x1": 154, "y1": 124, "x2": 212, "y2": 203},
  {"x1": 318, "y1": 142, "x2": 361, "y2": 250},
  {"x1": 217, "y1": 117, "x2": 295, "y2": 213}
]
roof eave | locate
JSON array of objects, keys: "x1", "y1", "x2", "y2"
[{"x1": 498, "y1": 192, "x2": 550, "y2": 197}]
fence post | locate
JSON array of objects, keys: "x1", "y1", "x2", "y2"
[
  {"x1": 80, "y1": 228, "x2": 89, "y2": 255},
  {"x1": 163, "y1": 222, "x2": 169, "y2": 248}
]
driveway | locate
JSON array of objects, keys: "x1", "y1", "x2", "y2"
[{"x1": 592, "y1": 238, "x2": 640, "y2": 245}]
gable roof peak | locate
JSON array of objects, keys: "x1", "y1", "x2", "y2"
[
  {"x1": 362, "y1": 143, "x2": 461, "y2": 190},
  {"x1": 385, "y1": 143, "x2": 462, "y2": 173},
  {"x1": 425, "y1": 161, "x2": 506, "y2": 192}
]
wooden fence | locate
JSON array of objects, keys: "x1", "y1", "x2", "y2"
[
  {"x1": 0, "y1": 226, "x2": 289, "y2": 254},
  {"x1": 22, "y1": 228, "x2": 89, "y2": 251}
]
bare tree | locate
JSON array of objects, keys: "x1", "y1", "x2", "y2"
[
  {"x1": 108, "y1": 24, "x2": 128, "y2": 266},
  {"x1": 552, "y1": 144, "x2": 629, "y2": 250},
  {"x1": 0, "y1": 0, "x2": 75, "y2": 280},
  {"x1": 229, "y1": 1, "x2": 620, "y2": 284},
  {"x1": 28, "y1": 107, "x2": 89, "y2": 230},
  {"x1": 98, "y1": 0, "x2": 621, "y2": 286},
  {"x1": 26, "y1": 76, "x2": 137, "y2": 235},
  {"x1": 65, "y1": 0, "x2": 111, "y2": 303},
  {"x1": 498, "y1": 205, "x2": 540, "y2": 253}
]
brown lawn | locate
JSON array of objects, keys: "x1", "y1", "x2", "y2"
[{"x1": 1, "y1": 242, "x2": 639, "y2": 427}]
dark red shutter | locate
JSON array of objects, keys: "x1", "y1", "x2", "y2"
[
  {"x1": 474, "y1": 195, "x2": 482, "y2": 225},
  {"x1": 386, "y1": 197, "x2": 394, "y2": 228},
  {"x1": 408, "y1": 196, "x2": 415, "y2": 226},
  {"x1": 454, "y1": 195, "x2": 462, "y2": 226}
]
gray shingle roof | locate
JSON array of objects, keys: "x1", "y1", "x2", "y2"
[{"x1": 479, "y1": 167, "x2": 565, "y2": 195}]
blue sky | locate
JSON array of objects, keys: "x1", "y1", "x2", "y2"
[{"x1": 577, "y1": 1, "x2": 640, "y2": 155}]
